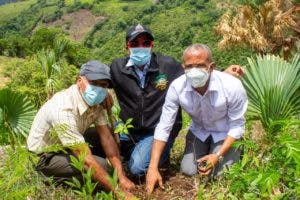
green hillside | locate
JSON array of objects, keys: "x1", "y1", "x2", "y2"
[
  {"x1": 0, "y1": 0, "x2": 36, "y2": 23},
  {"x1": 0, "y1": 0, "x2": 299, "y2": 199},
  {"x1": 0, "y1": 0, "x2": 253, "y2": 67}
]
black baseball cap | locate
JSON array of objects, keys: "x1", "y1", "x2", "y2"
[
  {"x1": 79, "y1": 60, "x2": 113, "y2": 88},
  {"x1": 126, "y1": 24, "x2": 154, "y2": 42}
]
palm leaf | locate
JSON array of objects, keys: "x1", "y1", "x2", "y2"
[
  {"x1": 242, "y1": 54, "x2": 300, "y2": 132},
  {"x1": 0, "y1": 88, "x2": 37, "y2": 139}
]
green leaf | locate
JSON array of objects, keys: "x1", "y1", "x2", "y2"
[
  {"x1": 242, "y1": 54, "x2": 300, "y2": 133},
  {"x1": 0, "y1": 88, "x2": 36, "y2": 139}
]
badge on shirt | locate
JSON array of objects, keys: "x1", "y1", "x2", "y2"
[{"x1": 154, "y1": 74, "x2": 168, "y2": 90}]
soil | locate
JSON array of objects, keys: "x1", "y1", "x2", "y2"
[
  {"x1": 131, "y1": 170, "x2": 198, "y2": 200},
  {"x1": 46, "y1": 9, "x2": 106, "y2": 42}
]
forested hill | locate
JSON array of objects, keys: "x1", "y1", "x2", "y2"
[
  {"x1": 0, "y1": 0, "x2": 253, "y2": 67},
  {"x1": 0, "y1": 0, "x2": 17, "y2": 6}
]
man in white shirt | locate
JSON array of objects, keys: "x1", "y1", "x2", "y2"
[
  {"x1": 146, "y1": 44, "x2": 248, "y2": 193},
  {"x1": 27, "y1": 60, "x2": 134, "y2": 197}
]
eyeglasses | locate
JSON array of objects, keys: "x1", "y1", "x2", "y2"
[{"x1": 127, "y1": 40, "x2": 153, "y2": 48}]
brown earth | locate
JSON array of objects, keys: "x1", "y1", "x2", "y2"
[
  {"x1": 46, "y1": 9, "x2": 106, "y2": 42},
  {"x1": 127, "y1": 131, "x2": 199, "y2": 199},
  {"x1": 130, "y1": 170, "x2": 199, "y2": 200}
]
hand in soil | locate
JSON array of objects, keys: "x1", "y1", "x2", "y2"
[
  {"x1": 119, "y1": 176, "x2": 136, "y2": 191},
  {"x1": 146, "y1": 167, "x2": 165, "y2": 194}
]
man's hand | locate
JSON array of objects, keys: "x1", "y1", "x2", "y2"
[
  {"x1": 119, "y1": 176, "x2": 135, "y2": 191},
  {"x1": 224, "y1": 65, "x2": 245, "y2": 78},
  {"x1": 146, "y1": 167, "x2": 165, "y2": 194},
  {"x1": 115, "y1": 189, "x2": 136, "y2": 200},
  {"x1": 197, "y1": 154, "x2": 219, "y2": 176},
  {"x1": 102, "y1": 91, "x2": 114, "y2": 110}
]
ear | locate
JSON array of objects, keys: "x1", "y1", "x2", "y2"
[
  {"x1": 181, "y1": 63, "x2": 186, "y2": 70},
  {"x1": 77, "y1": 76, "x2": 87, "y2": 93},
  {"x1": 209, "y1": 62, "x2": 215, "y2": 71}
]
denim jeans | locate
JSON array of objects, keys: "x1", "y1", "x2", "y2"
[
  {"x1": 83, "y1": 127, "x2": 178, "y2": 177},
  {"x1": 120, "y1": 133, "x2": 175, "y2": 177}
]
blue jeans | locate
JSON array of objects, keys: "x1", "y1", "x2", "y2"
[{"x1": 120, "y1": 133, "x2": 175, "y2": 177}]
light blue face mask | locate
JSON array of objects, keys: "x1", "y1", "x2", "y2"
[
  {"x1": 129, "y1": 47, "x2": 151, "y2": 67},
  {"x1": 82, "y1": 84, "x2": 107, "y2": 107}
]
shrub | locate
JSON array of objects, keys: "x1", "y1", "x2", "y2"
[
  {"x1": 242, "y1": 54, "x2": 300, "y2": 133},
  {"x1": 0, "y1": 88, "x2": 36, "y2": 146}
]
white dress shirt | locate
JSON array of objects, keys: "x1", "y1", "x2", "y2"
[
  {"x1": 27, "y1": 85, "x2": 107, "y2": 154},
  {"x1": 154, "y1": 70, "x2": 248, "y2": 143}
]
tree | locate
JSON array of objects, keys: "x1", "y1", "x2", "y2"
[
  {"x1": 36, "y1": 49, "x2": 61, "y2": 99},
  {"x1": 215, "y1": 0, "x2": 299, "y2": 60}
]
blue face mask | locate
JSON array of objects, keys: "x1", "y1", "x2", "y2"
[
  {"x1": 82, "y1": 84, "x2": 107, "y2": 107},
  {"x1": 129, "y1": 47, "x2": 151, "y2": 67}
]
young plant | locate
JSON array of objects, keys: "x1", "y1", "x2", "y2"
[
  {"x1": 65, "y1": 150, "x2": 98, "y2": 200},
  {"x1": 111, "y1": 105, "x2": 134, "y2": 135}
]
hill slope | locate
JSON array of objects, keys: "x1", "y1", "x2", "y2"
[{"x1": 0, "y1": 0, "x2": 254, "y2": 67}]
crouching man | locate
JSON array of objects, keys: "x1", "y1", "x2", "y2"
[
  {"x1": 146, "y1": 44, "x2": 248, "y2": 194},
  {"x1": 27, "y1": 60, "x2": 135, "y2": 197}
]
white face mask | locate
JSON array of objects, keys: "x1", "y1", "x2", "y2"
[{"x1": 185, "y1": 68, "x2": 209, "y2": 88}]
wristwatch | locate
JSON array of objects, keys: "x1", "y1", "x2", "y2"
[{"x1": 216, "y1": 151, "x2": 224, "y2": 163}]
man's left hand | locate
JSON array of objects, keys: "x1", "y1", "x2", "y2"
[
  {"x1": 119, "y1": 176, "x2": 135, "y2": 191},
  {"x1": 197, "y1": 154, "x2": 219, "y2": 176},
  {"x1": 224, "y1": 65, "x2": 245, "y2": 78},
  {"x1": 102, "y1": 92, "x2": 114, "y2": 110}
]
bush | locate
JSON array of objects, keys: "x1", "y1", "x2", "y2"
[
  {"x1": 30, "y1": 27, "x2": 62, "y2": 53},
  {"x1": 5, "y1": 58, "x2": 78, "y2": 108},
  {"x1": 242, "y1": 54, "x2": 300, "y2": 133},
  {"x1": 0, "y1": 35, "x2": 31, "y2": 57}
]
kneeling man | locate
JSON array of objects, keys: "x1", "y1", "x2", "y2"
[
  {"x1": 146, "y1": 44, "x2": 248, "y2": 193},
  {"x1": 27, "y1": 60, "x2": 134, "y2": 197}
]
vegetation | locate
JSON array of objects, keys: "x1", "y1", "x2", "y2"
[
  {"x1": 242, "y1": 54, "x2": 300, "y2": 132},
  {"x1": 215, "y1": 0, "x2": 299, "y2": 60},
  {"x1": 0, "y1": 88, "x2": 36, "y2": 147},
  {"x1": 0, "y1": 0, "x2": 299, "y2": 199}
]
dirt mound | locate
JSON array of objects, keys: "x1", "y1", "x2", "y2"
[{"x1": 47, "y1": 9, "x2": 105, "y2": 42}]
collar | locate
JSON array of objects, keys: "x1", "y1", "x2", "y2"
[
  {"x1": 121, "y1": 53, "x2": 159, "y2": 76},
  {"x1": 125, "y1": 59, "x2": 150, "y2": 72}
]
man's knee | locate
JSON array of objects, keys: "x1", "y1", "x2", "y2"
[
  {"x1": 180, "y1": 162, "x2": 198, "y2": 176},
  {"x1": 128, "y1": 156, "x2": 147, "y2": 176}
]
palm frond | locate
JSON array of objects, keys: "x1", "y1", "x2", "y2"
[
  {"x1": 242, "y1": 54, "x2": 300, "y2": 132},
  {"x1": 0, "y1": 89, "x2": 37, "y2": 138}
]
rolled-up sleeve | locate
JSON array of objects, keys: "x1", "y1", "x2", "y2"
[
  {"x1": 227, "y1": 81, "x2": 248, "y2": 139},
  {"x1": 154, "y1": 84, "x2": 180, "y2": 142}
]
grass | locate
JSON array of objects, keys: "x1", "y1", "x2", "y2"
[
  {"x1": 0, "y1": 0, "x2": 37, "y2": 23},
  {"x1": 65, "y1": 0, "x2": 94, "y2": 6},
  {"x1": 0, "y1": 56, "x2": 25, "y2": 88}
]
